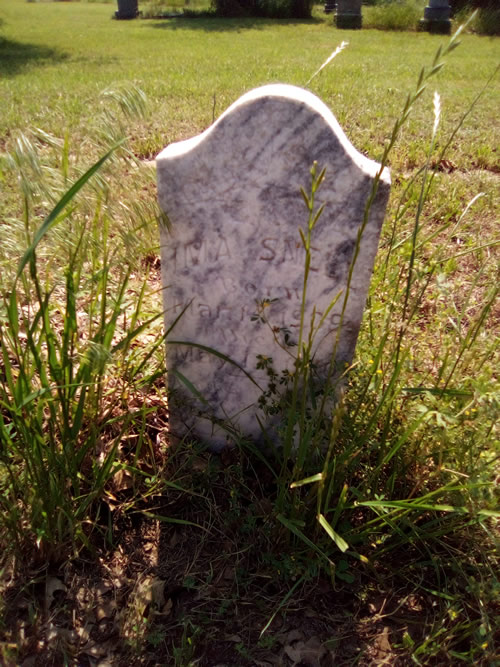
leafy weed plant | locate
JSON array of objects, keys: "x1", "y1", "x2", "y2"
[
  {"x1": 0, "y1": 89, "x2": 169, "y2": 561},
  {"x1": 249, "y1": 21, "x2": 498, "y2": 614},
  {"x1": 454, "y1": 3, "x2": 500, "y2": 35}
]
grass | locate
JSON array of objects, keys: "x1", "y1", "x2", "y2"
[
  {"x1": 0, "y1": 1, "x2": 498, "y2": 166},
  {"x1": 454, "y1": 3, "x2": 500, "y2": 36},
  {"x1": 0, "y1": 1, "x2": 499, "y2": 664},
  {"x1": 363, "y1": 0, "x2": 426, "y2": 32}
]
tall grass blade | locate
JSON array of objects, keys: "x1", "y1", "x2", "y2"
[
  {"x1": 16, "y1": 143, "x2": 122, "y2": 279},
  {"x1": 317, "y1": 513, "x2": 349, "y2": 553}
]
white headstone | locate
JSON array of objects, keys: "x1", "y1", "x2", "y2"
[{"x1": 157, "y1": 84, "x2": 390, "y2": 448}]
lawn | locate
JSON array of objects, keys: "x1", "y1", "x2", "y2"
[
  {"x1": 0, "y1": 1, "x2": 499, "y2": 664},
  {"x1": 1, "y1": 0, "x2": 499, "y2": 166}
]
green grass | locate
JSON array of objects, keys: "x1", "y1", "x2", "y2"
[
  {"x1": 363, "y1": 0, "x2": 426, "y2": 32},
  {"x1": 0, "y1": 0, "x2": 498, "y2": 167},
  {"x1": 455, "y1": 3, "x2": 500, "y2": 36},
  {"x1": 0, "y1": 1, "x2": 499, "y2": 664}
]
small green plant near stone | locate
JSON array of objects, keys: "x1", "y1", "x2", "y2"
[
  {"x1": 140, "y1": 0, "x2": 213, "y2": 18},
  {"x1": 458, "y1": 5, "x2": 500, "y2": 35},
  {"x1": 451, "y1": 0, "x2": 500, "y2": 33},
  {"x1": 172, "y1": 620, "x2": 201, "y2": 666}
]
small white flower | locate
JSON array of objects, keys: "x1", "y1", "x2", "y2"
[
  {"x1": 433, "y1": 91, "x2": 441, "y2": 136},
  {"x1": 306, "y1": 41, "x2": 349, "y2": 86}
]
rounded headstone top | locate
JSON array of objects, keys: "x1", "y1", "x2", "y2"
[{"x1": 157, "y1": 84, "x2": 390, "y2": 186}]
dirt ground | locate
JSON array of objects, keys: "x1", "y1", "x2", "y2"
[{"x1": 2, "y1": 434, "x2": 496, "y2": 666}]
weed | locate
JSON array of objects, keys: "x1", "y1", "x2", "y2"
[
  {"x1": 455, "y1": 4, "x2": 500, "y2": 35},
  {"x1": 172, "y1": 620, "x2": 201, "y2": 665},
  {"x1": 246, "y1": 23, "x2": 499, "y2": 634},
  {"x1": 0, "y1": 88, "x2": 168, "y2": 561}
]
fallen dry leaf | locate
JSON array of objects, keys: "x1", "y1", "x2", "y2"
[
  {"x1": 159, "y1": 598, "x2": 173, "y2": 616},
  {"x1": 373, "y1": 625, "x2": 392, "y2": 656},
  {"x1": 95, "y1": 581, "x2": 113, "y2": 598},
  {"x1": 169, "y1": 530, "x2": 182, "y2": 548},
  {"x1": 81, "y1": 639, "x2": 118, "y2": 659},
  {"x1": 45, "y1": 576, "x2": 66, "y2": 610},
  {"x1": 191, "y1": 455, "x2": 210, "y2": 472},
  {"x1": 285, "y1": 629, "x2": 304, "y2": 643},
  {"x1": 151, "y1": 577, "x2": 166, "y2": 607},
  {"x1": 111, "y1": 467, "x2": 134, "y2": 492},
  {"x1": 95, "y1": 600, "x2": 117, "y2": 622},
  {"x1": 283, "y1": 635, "x2": 329, "y2": 667}
]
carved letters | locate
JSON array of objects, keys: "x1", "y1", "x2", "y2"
[
  {"x1": 259, "y1": 237, "x2": 320, "y2": 271},
  {"x1": 170, "y1": 237, "x2": 231, "y2": 270}
]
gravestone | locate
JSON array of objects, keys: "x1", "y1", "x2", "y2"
[
  {"x1": 418, "y1": 0, "x2": 452, "y2": 34},
  {"x1": 115, "y1": 0, "x2": 139, "y2": 19},
  {"x1": 335, "y1": 0, "x2": 362, "y2": 29},
  {"x1": 157, "y1": 84, "x2": 390, "y2": 448}
]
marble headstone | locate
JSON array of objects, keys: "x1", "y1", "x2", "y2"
[{"x1": 157, "y1": 84, "x2": 390, "y2": 448}]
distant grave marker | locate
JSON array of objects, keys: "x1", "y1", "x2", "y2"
[
  {"x1": 115, "y1": 0, "x2": 139, "y2": 20},
  {"x1": 157, "y1": 84, "x2": 390, "y2": 448},
  {"x1": 335, "y1": 0, "x2": 362, "y2": 29},
  {"x1": 419, "y1": 0, "x2": 452, "y2": 34}
]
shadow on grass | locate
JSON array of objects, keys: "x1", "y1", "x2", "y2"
[
  {"x1": 0, "y1": 37, "x2": 68, "y2": 76},
  {"x1": 144, "y1": 14, "x2": 323, "y2": 32}
]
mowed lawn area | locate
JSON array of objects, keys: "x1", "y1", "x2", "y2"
[
  {"x1": 1, "y1": 0, "x2": 499, "y2": 167},
  {"x1": 0, "y1": 1, "x2": 499, "y2": 665}
]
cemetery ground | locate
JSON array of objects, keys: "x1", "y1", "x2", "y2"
[{"x1": 0, "y1": 0, "x2": 499, "y2": 664}]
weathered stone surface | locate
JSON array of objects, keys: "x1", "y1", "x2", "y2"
[
  {"x1": 157, "y1": 84, "x2": 390, "y2": 448},
  {"x1": 419, "y1": 0, "x2": 451, "y2": 34}
]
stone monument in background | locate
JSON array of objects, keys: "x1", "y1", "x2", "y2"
[
  {"x1": 419, "y1": 0, "x2": 452, "y2": 34},
  {"x1": 115, "y1": 0, "x2": 139, "y2": 19},
  {"x1": 335, "y1": 0, "x2": 362, "y2": 29},
  {"x1": 157, "y1": 85, "x2": 390, "y2": 448}
]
